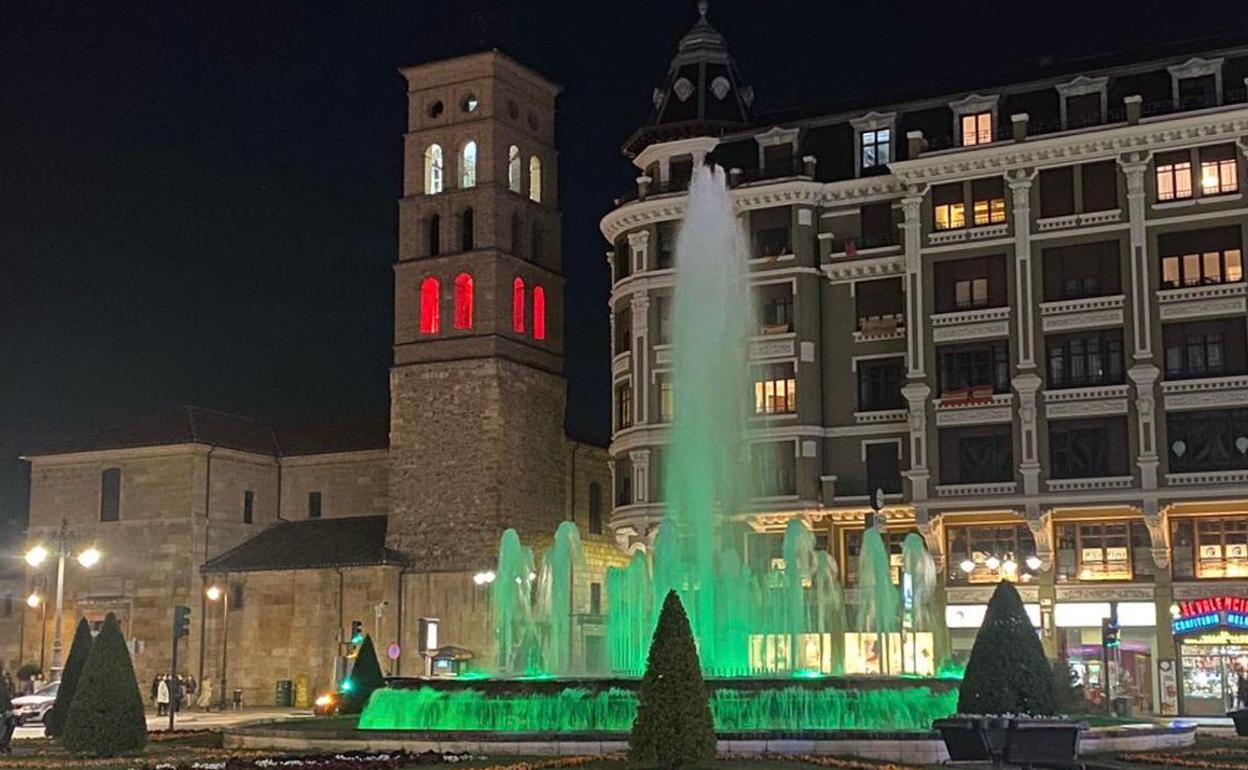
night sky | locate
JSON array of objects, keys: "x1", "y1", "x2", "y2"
[{"x1": 3, "y1": 0, "x2": 1246, "y2": 528}]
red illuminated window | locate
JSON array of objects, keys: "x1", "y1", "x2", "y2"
[
  {"x1": 512, "y1": 277, "x2": 526, "y2": 333},
  {"x1": 420, "y1": 277, "x2": 440, "y2": 334},
  {"x1": 533, "y1": 286, "x2": 546, "y2": 340},
  {"x1": 453, "y1": 273, "x2": 473, "y2": 329}
]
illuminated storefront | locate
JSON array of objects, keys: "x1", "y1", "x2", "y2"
[
  {"x1": 1056, "y1": 601, "x2": 1157, "y2": 713},
  {"x1": 1172, "y1": 596, "x2": 1248, "y2": 715}
]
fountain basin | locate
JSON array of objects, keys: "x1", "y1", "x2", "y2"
[{"x1": 358, "y1": 676, "x2": 959, "y2": 733}]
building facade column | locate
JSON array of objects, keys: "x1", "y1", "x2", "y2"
[
  {"x1": 1007, "y1": 169, "x2": 1038, "y2": 370},
  {"x1": 630, "y1": 290, "x2": 650, "y2": 426},
  {"x1": 1027, "y1": 504, "x2": 1059, "y2": 658},
  {"x1": 629, "y1": 449, "x2": 650, "y2": 505},
  {"x1": 1119, "y1": 152, "x2": 1161, "y2": 489},
  {"x1": 900, "y1": 187, "x2": 932, "y2": 502}
]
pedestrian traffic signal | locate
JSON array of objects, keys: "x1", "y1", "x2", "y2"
[
  {"x1": 1102, "y1": 617, "x2": 1120, "y2": 649},
  {"x1": 173, "y1": 605, "x2": 192, "y2": 638},
  {"x1": 350, "y1": 620, "x2": 364, "y2": 645}
]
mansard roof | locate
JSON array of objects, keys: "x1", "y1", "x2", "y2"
[
  {"x1": 624, "y1": 1, "x2": 754, "y2": 157},
  {"x1": 25, "y1": 405, "x2": 389, "y2": 458},
  {"x1": 201, "y1": 515, "x2": 406, "y2": 573}
]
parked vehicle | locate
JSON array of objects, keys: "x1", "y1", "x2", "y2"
[{"x1": 12, "y1": 681, "x2": 59, "y2": 723}]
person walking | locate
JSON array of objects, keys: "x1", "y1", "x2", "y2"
[
  {"x1": 197, "y1": 678, "x2": 215, "y2": 711},
  {"x1": 150, "y1": 674, "x2": 160, "y2": 708},
  {"x1": 156, "y1": 675, "x2": 170, "y2": 716}
]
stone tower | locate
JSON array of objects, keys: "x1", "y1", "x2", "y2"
[{"x1": 389, "y1": 52, "x2": 566, "y2": 600}]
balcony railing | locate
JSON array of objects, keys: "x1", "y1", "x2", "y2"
[
  {"x1": 752, "y1": 227, "x2": 793, "y2": 259},
  {"x1": 831, "y1": 232, "x2": 899, "y2": 255}
]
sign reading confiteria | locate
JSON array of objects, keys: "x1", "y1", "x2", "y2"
[{"x1": 1172, "y1": 595, "x2": 1248, "y2": 636}]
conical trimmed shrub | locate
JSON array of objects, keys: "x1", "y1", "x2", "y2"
[
  {"x1": 341, "y1": 634, "x2": 385, "y2": 714},
  {"x1": 62, "y1": 613, "x2": 147, "y2": 756},
  {"x1": 45, "y1": 618, "x2": 94, "y2": 738},
  {"x1": 958, "y1": 581, "x2": 1058, "y2": 716},
  {"x1": 629, "y1": 591, "x2": 716, "y2": 767}
]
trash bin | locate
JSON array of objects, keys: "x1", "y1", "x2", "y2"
[
  {"x1": 275, "y1": 679, "x2": 293, "y2": 707},
  {"x1": 232, "y1": 688, "x2": 243, "y2": 709},
  {"x1": 1111, "y1": 696, "x2": 1131, "y2": 717}
]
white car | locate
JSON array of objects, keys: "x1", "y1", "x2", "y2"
[{"x1": 12, "y1": 682, "x2": 59, "y2": 723}]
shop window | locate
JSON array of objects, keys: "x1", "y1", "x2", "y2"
[
  {"x1": 419, "y1": 277, "x2": 440, "y2": 334},
  {"x1": 1055, "y1": 522, "x2": 1136, "y2": 581},
  {"x1": 1173, "y1": 517, "x2": 1248, "y2": 579},
  {"x1": 857, "y1": 357, "x2": 905, "y2": 412},
  {"x1": 842, "y1": 529, "x2": 912, "y2": 586},
  {"x1": 945, "y1": 523, "x2": 1038, "y2": 585},
  {"x1": 1167, "y1": 408, "x2": 1248, "y2": 474},
  {"x1": 1046, "y1": 330, "x2": 1125, "y2": 389},
  {"x1": 753, "y1": 362, "x2": 796, "y2": 415},
  {"x1": 1156, "y1": 150, "x2": 1193, "y2": 201},
  {"x1": 751, "y1": 441, "x2": 797, "y2": 497}
]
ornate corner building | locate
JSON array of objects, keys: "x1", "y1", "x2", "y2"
[{"x1": 603, "y1": 8, "x2": 1248, "y2": 715}]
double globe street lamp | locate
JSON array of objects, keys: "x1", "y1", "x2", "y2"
[{"x1": 24, "y1": 520, "x2": 102, "y2": 681}]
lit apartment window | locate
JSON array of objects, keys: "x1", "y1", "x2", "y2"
[
  {"x1": 1156, "y1": 151, "x2": 1193, "y2": 201},
  {"x1": 935, "y1": 255, "x2": 1004, "y2": 313},
  {"x1": 971, "y1": 178, "x2": 1006, "y2": 227},
  {"x1": 860, "y1": 128, "x2": 891, "y2": 169},
  {"x1": 657, "y1": 374, "x2": 674, "y2": 423},
  {"x1": 955, "y1": 278, "x2": 988, "y2": 310},
  {"x1": 933, "y1": 184, "x2": 965, "y2": 231},
  {"x1": 753, "y1": 363, "x2": 796, "y2": 415},
  {"x1": 1159, "y1": 227, "x2": 1243, "y2": 288},
  {"x1": 961, "y1": 112, "x2": 993, "y2": 146},
  {"x1": 1200, "y1": 145, "x2": 1238, "y2": 196}
]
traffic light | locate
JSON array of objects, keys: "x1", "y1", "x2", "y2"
[
  {"x1": 349, "y1": 620, "x2": 364, "y2": 645},
  {"x1": 173, "y1": 605, "x2": 192, "y2": 639},
  {"x1": 1102, "y1": 617, "x2": 1120, "y2": 649}
]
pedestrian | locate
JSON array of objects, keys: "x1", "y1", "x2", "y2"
[
  {"x1": 197, "y1": 678, "x2": 215, "y2": 711},
  {"x1": 186, "y1": 674, "x2": 197, "y2": 699},
  {"x1": 1238, "y1": 673, "x2": 1248, "y2": 709},
  {"x1": 156, "y1": 675, "x2": 170, "y2": 716},
  {"x1": 150, "y1": 674, "x2": 160, "y2": 705},
  {"x1": 2, "y1": 673, "x2": 12, "y2": 700}
]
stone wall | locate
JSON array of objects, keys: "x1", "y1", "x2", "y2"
[{"x1": 279, "y1": 450, "x2": 390, "y2": 521}]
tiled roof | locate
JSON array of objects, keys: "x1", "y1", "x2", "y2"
[
  {"x1": 200, "y1": 515, "x2": 406, "y2": 573},
  {"x1": 26, "y1": 406, "x2": 389, "y2": 458}
]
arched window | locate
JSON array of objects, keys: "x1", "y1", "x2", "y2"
[
  {"x1": 508, "y1": 145, "x2": 522, "y2": 193},
  {"x1": 588, "y1": 481, "x2": 603, "y2": 535},
  {"x1": 424, "y1": 144, "x2": 444, "y2": 194},
  {"x1": 528, "y1": 156, "x2": 542, "y2": 202},
  {"x1": 512, "y1": 277, "x2": 526, "y2": 333},
  {"x1": 531, "y1": 222, "x2": 543, "y2": 262},
  {"x1": 460, "y1": 208, "x2": 474, "y2": 251},
  {"x1": 419, "y1": 277, "x2": 440, "y2": 334},
  {"x1": 427, "y1": 213, "x2": 441, "y2": 256},
  {"x1": 460, "y1": 141, "x2": 477, "y2": 188},
  {"x1": 510, "y1": 211, "x2": 523, "y2": 259},
  {"x1": 453, "y1": 273, "x2": 474, "y2": 330},
  {"x1": 533, "y1": 285, "x2": 547, "y2": 341}
]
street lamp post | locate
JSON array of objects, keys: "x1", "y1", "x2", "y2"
[
  {"x1": 25, "y1": 594, "x2": 47, "y2": 673},
  {"x1": 24, "y1": 520, "x2": 101, "y2": 681},
  {"x1": 207, "y1": 584, "x2": 230, "y2": 709}
]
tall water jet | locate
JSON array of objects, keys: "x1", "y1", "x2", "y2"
[
  {"x1": 812, "y1": 550, "x2": 847, "y2": 672},
  {"x1": 901, "y1": 532, "x2": 948, "y2": 670},
  {"x1": 781, "y1": 520, "x2": 816, "y2": 665},
  {"x1": 657, "y1": 164, "x2": 758, "y2": 675},
  {"x1": 537, "y1": 520, "x2": 586, "y2": 675},
  {"x1": 854, "y1": 528, "x2": 900, "y2": 673},
  {"x1": 492, "y1": 529, "x2": 538, "y2": 675},
  {"x1": 605, "y1": 550, "x2": 653, "y2": 675}
]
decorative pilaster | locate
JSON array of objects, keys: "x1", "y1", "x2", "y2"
[
  {"x1": 1129, "y1": 362, "x2": 1161, "y2": 490},
  {"x1": 916, "y1": 517, "x2": 945, "y2": 573},
  {"x1": 1007, "y1": 169, "x2": 1038, "y2": 370},
  {"x1": 902, "y1": 381, "x2": 932, "y2": 501},
  {"x1": 1013, "y1": 372, "x2": 1043, "y2": 495},
  {"x1": 1118, "y1": 152, "x2": 1153, "y2": 360},
  {"x1": 901, "y1": 187, "x2": 927, "y2": 377},
  {"x1": 626, "y1": 230, "x2": 651, "y2": 273},
  {"x1": 1140, "y1": 500, "x2": 1171, "y2": 569},
  {"x1": 631, "y1": 291, "x2": 650, "y2": 425},
  {"x1": 629, "y1": 449, "x2": 651, "y2": 504},
  {"x1": 1025, "y1": 505, "x2": 1055, "y2": 572}
]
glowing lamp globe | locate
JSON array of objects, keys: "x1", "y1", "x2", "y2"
[
  {"x1": 76, "y1": 547, "x2": 101, "y2": 568},
  {"x1": 24, "y1": 545, "x2": 49, "y2": 568}
]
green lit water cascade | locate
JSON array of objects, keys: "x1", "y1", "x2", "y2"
[{"x1": 357, "y1": 166, "x2": 960, "y2": 733}]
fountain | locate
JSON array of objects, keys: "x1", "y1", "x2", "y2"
[{"x1": 359, "y1": 166, "x2": 956, "y2": 733}]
